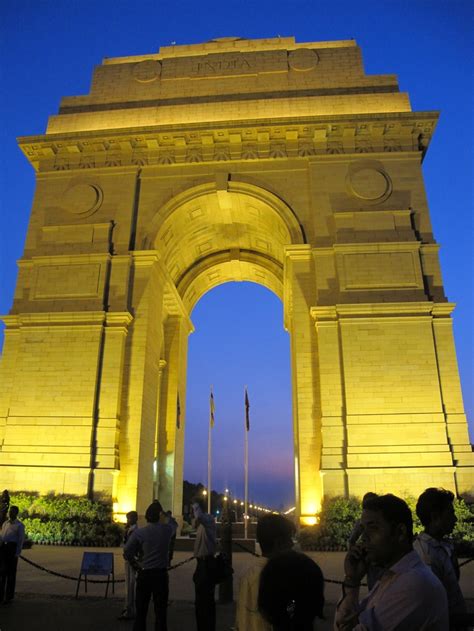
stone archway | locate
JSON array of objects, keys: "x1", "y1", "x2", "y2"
[
  {"x1": 150, "y1": 179, "x2": 304, "y2": 307},
  {"x1": 2, "y1": 36, "x2": 472, "y2": 526},
  {"x1": 114, "y1": 179, "x2": 324, "y2": 523}
]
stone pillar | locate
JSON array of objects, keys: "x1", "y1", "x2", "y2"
[
  {"x1": 0, "y1": 311, "x2": 108, "y2": 494},
  {"x1": 310, "y1": 307, "x2": 347, "y2": 497},
  {"x1": 153, "y1": 359, "x2": 167, "y2": 500},
  {"x1": 311, "y1": 302, "x2": 470, "y2": 499},
  {"x1": 284, "y1": 245, "x2": 322, "y2": 525},
  {"x1": 432, "y1": 304, "x2": 474, "y2": 496},
  {"x1": 157, "y1": 314, "x2": 192, "y2": 521},
  {"x1": 96, "y1": 312, "x2": 133, "y2": 496},
  {"x1": 116, "y1": 251, "x2": 165, "y2": 517},
  {"x1": 0, "y1": 319, "x2": 20, "y2": 449}
]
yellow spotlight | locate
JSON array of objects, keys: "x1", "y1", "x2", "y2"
[
  {"x1": 301, "y1": 515, "x2": 319, "y2": 526},
  {"x1": 113, "y1": 498, "x2": 135, "y2": 523},
  {"x1": 113, "y1": 512, "x2": 128, "y2": 524}
]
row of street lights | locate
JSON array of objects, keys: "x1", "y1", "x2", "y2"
[{"x1": 202, "y1": 487, "x2": 276, "y2": 519}]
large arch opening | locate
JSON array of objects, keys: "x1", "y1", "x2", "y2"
[
  {"x1": 184, "y1": 281, "x2": 294, "y2": 513},
  {"x1": 148, "y1": 180, "x2": 307, "y2": 520}
]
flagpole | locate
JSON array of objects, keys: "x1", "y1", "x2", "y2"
[
  {"x1": 244, "y1": 387, "x2": 249, "y2": 540},
  {"x1": 208, "y1": 387, "x2": 213, "y2": 514},
  {"x1": 208, "y1": 417, "x2": 212, "y2": 514}
]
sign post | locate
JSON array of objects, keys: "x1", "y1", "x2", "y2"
[{"x1": 75, "y1": 551, "x2": 115, "y2": 598}]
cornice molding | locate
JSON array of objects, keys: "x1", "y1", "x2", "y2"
[
  {"x1": 0, "y1": 311, "x2": 106, "y2": 328},
  {"x1": 18, "y1": 253, "x2": 112, "y2": 267},
  {"x1": 333, "y1": 242, "x2": 421, "y2": 254},
  {"x1": 18, "y1": 112, "x2": 438, "y2": 172},
  {"x1": 105, "y1": 312, "x2": 134, "y2": 328},
  {"x1": 310, "y1": 301, "x2": 456, "y2": 322},
  {"x1": 1, "y1": 310, "x2": 134, "y2": 330}
]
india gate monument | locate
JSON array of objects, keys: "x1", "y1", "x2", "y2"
[{"x1": 0, "y1": 37, "x2": 472, "y2": 525}]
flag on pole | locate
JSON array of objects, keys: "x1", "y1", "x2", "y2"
[
  {"x1": 245, "y1": 388, "x2": 250, "y2": 431},
  {"x1": 176, "y1": 392, "x2": 181, "y2": 429},
  {"x1": 210, "y1": 390, "x2": 215, "y2": 428}
]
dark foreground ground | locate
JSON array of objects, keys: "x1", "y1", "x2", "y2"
[{"x1": 0, "y1": 546, "x2": 472, "y2": 631}]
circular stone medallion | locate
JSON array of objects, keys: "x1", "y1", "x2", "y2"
[
  {"x1": 348, "y1": 167, "x2": 392, "y2": 202},
  {"x1": 288, "y1": 49, "x2": 319, "y2": 71},
  {"x1": 63, "y1": 184, "x2": 103, "y2": 216},
  {"x1": 132, "y1": 60, "x2": 162, "y2": 83}
]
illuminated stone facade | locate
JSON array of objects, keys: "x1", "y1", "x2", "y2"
[{"x1": 1, "y1": 37, "x2": 472, "y2": 523}]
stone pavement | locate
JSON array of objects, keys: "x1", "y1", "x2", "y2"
[{"x1": 0, "y1": 545, "x2": 472, "y2": 631}]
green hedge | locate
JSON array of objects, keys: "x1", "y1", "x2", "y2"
[
  {"x1": 12, "y1": 492, "x2": 112, "y2": 522},
  {"x1": 298, "y1": 496, "x2": 474, "y2": 556},
  {"x1": 10, "y1": 492, "x2": 122, "y2": 547}
]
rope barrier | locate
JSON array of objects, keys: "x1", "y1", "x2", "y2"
[
  {"x1": 231, "y1": 543, "x2": 474, "y2": 584},
  {"x1": 458, "y1": 557, "x2": 473, "y2": 568},
  {"x1": 19, "y1": 548, "x2": 473, "y2": 588},
  {"x1": 19, "y1": 555, "x2": 98, "y2": 582},
  {"x1": 233, "y1": 541, "x2": 260, "y2": 557},
  {"x1": 19, "y1": 553, "x2": 196, "y2": 584}
]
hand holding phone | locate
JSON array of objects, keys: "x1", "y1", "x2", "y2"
[{"x1": 344, "y1": 542, "x2": 368, "y2": 585}]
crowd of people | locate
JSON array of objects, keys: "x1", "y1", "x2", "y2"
[
  {"x1": 0, "y1": 486, "x2": 472, "y2": 630},
  {"x1": 117, "y1": 487, "x2": 471, "y2": 631}
]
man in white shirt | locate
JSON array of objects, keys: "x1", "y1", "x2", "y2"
[
  {"x1": 235, "y1": 513, "x2": 295, "y2": 631},
  {"x1": 0, "y1": 505, "x2": 25, "y2": 604},
  {"x1": 124, "y1": 502, "x2": 177, "y2": 631},
  {"x1": 335, "y1": 493, "x2": 448, "y2": 630},
  {"x1": 414, "y1": 487, "x2": 472, "y2": 630},
  {"x1": 119, "y1": 509, "x2": 139, "y2": 621}
]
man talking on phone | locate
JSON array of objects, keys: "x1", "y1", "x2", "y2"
[{"x1": 334, "y1": 494, "x2": 448, "y2": 630}]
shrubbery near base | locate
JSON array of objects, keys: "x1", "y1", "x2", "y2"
[
  {"x1": 11, "y1": 492, "x2": 123, "y2": 547},
  {"x1": 298, "y1": 495, "x2": 474, "y2": 556}
]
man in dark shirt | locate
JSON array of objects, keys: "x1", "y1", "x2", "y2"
[
  {"x1": 124, "y1": 502, "x2": 177, "y2": 631},
  {"x1": 414, "y1": 488, "x2": 472, "y2": 630},
  {"x1": 192, "y1": 498, "x2": 217, "y2": 631}
]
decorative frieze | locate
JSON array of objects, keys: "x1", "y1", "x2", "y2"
[{"x1": 19, "y1": 113, "x2": 438, "y2": 172}]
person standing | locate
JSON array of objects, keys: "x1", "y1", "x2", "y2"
[
  {"x1": 0, "y1": 506, "x2": 25, "y2": 604},
  {"x1": 164, "y1": 510, "x2": 178, "y2": 566},
  {"x1": 235, "y1": 513, "x2": 295, "y2": 631},
  {"x1": 119, "y1": 510, "x2": 139, "y2": 621},
  {"x1": 347, "y1": 492, "x2": 384, "y2": 590},
  {"x1": 124, "y1": 502, "x2": 176, "y2": 631},
  {"x1": 335, "y1": 494, "x2": 448, "y2": 630},
  {"x1": 258, "y1": 549, "x2": 325, "y2": 631},
  {"x1": 0, "y1": 490, "x2": 10, "y2": 527},
  {"x1": 192, "y1": 498, "x2": 217, "y2": 631},
  {"x1": 414, "y1": 487, "x2": 472, "y2": 630}
]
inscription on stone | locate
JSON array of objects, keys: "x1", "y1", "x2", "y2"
[
  {"x1": 161, "y1": 50, "x2": 288, "y2": 80},
  {"x1": 194, "y1": 57, "x2": 252, "y2": 75}
]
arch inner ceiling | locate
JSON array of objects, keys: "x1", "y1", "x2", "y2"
[{"x1": 153, "y1": 186, "x2": 303, "y2": 311}]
